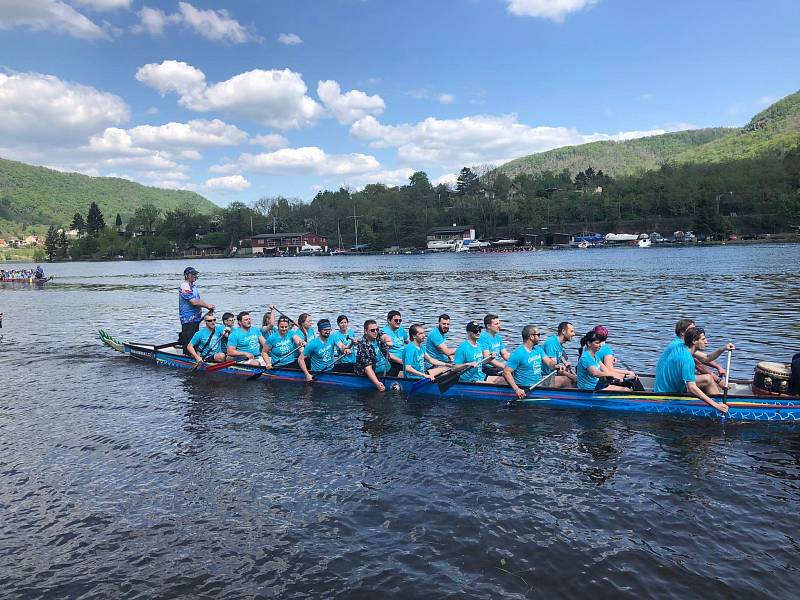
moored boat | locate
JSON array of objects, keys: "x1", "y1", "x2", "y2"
[{"x1": 100, "y1": 331, "x2": 800, "y2": 422}]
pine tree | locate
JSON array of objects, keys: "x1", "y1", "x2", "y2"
[
  {"x1": 86, "y1": 202, "x2": 105, "y2": 235},
  {"x1": 115, "y1": 213, "x2": 123, "y2": 230},
  {"x1": 57, "y1": 230, "x2": 69, "y2": 259},
  {"x1": 455, "y1": 167, "x2": 481, "y2": 196},
  {"x1": 44, "y1": 226, "x2": 58, "y2": 261},
  {"x1": 70, "y1": 212, "x2": 85, "y2": 233}
]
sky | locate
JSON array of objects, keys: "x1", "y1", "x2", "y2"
[{"x1": 0, "y1": 0, "x2": 799, "y2": 207}]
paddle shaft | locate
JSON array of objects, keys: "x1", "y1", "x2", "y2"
[{"x1": 722, "y1": 349, "x2": 732, "y2": 404}]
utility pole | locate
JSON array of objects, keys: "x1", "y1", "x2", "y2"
[
  {"x1": 337, "y1": 220, "x2": 343, "y2": 249},
  {"x1": 347, "y1": 202, "x2": 362, "y2": 252}
]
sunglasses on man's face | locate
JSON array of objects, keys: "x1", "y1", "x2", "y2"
[
  {"x1": 205, "y1": 318, "x2": 216, "y2": 322},
  {"x1": 368, "y1": 328, "x2": 379, "y2": 333}
]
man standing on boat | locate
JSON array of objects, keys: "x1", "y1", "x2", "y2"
[
  {"x1": 654, "y1": 327, "x2": 729, "y2": 413},
  {"x1": 179, "y1": 267, "x2": 215, "y2": 353}
]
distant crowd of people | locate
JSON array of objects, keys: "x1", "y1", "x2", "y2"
[
  {"x1": 0, "y1": 266, "x2": 46, "y2": 281},
  {"x1": 177, "y1": 266, "x2": 737, "y2": 412}
]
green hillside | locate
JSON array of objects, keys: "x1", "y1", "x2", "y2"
[
  {"x1": 0, "y1": 157, "x2": 218, "y2": 234},
  {"x1": 498, "y1": 128, "x2": 733, "y2": 179},
  {"x1": 498, "y1": 90, "x2": 800, "y2": 179}
]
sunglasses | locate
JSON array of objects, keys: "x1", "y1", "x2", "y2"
[
  {"x1": 392, "y1": 318, "x2": 402, "y2": 323},
  {"x1": 205, "y1": 318, "x2": 216, "y2": 322},
  {"x1": 368, "y1": 328, "x2": 379, "y2": 333}
]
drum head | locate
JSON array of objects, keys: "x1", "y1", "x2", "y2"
[{"x1": 756, "y1": 361, "x2": 791, "y2": 377}]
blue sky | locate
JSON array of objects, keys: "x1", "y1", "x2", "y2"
[{"x1": 1, "y1": 0, "x2": 798, "y2": 206}]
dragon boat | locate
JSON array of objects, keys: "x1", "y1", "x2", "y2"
[
  {"x1": 99, "y1": 331, "x2": 800, "y2": 422},
  {"x1": 0, "y1": 276, "x2": 52, "y2": 284}
]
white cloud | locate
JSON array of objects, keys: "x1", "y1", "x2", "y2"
[
  {"x1": 125, "y1": 119, "x2": 248, "y2": 149},
  {"x1": 217, "y1": 147, "x2": 380, "y2": 176},
  {"x1": 433, "y1": 173, "x2": 457, "y2": 188},
  {"x1": 505, "y1": 0, "x2": 599, "y2": 22},
  {"x1": 136, "y1": 60, "x2": 325, "y2": 129},
  {"x1": 0, "y1": 0, "x2": 108, "y2": 39},
  {"x1": 437, "y1": 93, "x2": 455, "y2": 104},
  {"x1": 250, "y1": 133, "x2": 289, "y2": 149},
  {"x1": 132, "y1": 2, "x2": 258, "y2": 43},
  {"x1": 407, "y1": 88, "x2": 456, "y2": 104},
  {"x1": 132, "y1": 6, "x2": 174, "y2": 36},
  {"x1": 205, "y1": 174, "x2": 251, "y2": 193},
  {"x1": 72, "y1": 0, "x2": 132, "y2": 11},
  {"x1": 351, "y1": 114, "x2": 668, "y2": 169},
  {"x1": 317, "y1": 80, "x2": 385, "y2": 124},
  {"x1": 277, "y1": 32, "x2": 302, "y2": 45},
  {"x1": 0, "y1": 72, "x2": 129, "y2": 144}
]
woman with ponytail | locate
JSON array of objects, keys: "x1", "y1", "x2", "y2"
[{"x1": 577, "y1": 330, "x2": 636, "y2": 391}]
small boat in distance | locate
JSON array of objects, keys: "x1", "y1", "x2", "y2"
[{"x1": 605, "y1": 232, "x2": 639, "y2": 243}]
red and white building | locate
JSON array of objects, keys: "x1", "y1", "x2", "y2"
[{"x1": 251, "y1": 232, "x2": 329, "y2": 255}]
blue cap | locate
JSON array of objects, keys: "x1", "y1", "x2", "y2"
[{"x1": 184, "y1": 266, "x2": 199, "y2": 276}]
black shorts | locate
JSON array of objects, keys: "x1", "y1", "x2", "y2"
[
  {"x1": 180, "y1": 321, "x2": 200, "y2": 352},
  {"x1": 334, "y1": 363, "x2": 355, "y2": 373},
  {"x1": 483, "y1": 364, "x2": 503, "y2": 377},
  {"x1": 387, "y1": 362, "x2": 402, "y2": 377}
]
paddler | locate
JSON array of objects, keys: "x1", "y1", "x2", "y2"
[
  {"x1": 330, "y1": 314, "x2": 357, "y2": 373},
  {"x1": 480, "y1": 313, "x2": 511, "y2": 378},
  {"x1": 503, "y1": 325, "x2": 562, "y2": 399},
  {"x1": 225, "y1": 311, "x2": 268, "y2": 366},
  {"x1": 402, "y1": 324, "x2": 450, "y2": 380},
  {"x1": 291, "y1": 312, "x2": 317, "y2": 347},
  {"x1": 654, "y1": 327, "x2": 730, "y2": 413},
  {"x1": 187, "y1": 312, "x2": 228, "y2": 364},
  {"x1": 454, "y1": 320, "x2": 497, "y2": 383},
  {"x1": 542, "y1": 321, "x2": 578, "y2": 388},
  {"x1": 263, "y1": 316, "x2": 301, "y2": 369},
  {"x1": 425, "y1": 314, "x2": 456, "y2": 365},
  {"x1": 576, "y1": 330, "x2": 636, "y2": 393},
  {"x1": 298, "y1": 319, "x2": 336, "y2": 381},
  {"x1": 381, "y1": 310, "x2": 409, "y2": 377},
  {"x1": 355, "y1": 319, "x2": 390, "y2": 391}
]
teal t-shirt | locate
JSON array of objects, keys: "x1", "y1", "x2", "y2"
[
  {"x1": 265, "y1": 331, "x2": 298, "y2": 365},
  {"x1": 654, "y1": 344, "x2": 696, "y2": 393},
  {"x1": 596, "y1": 344, "x2": 614, "y2": 364},
  {"x1": 402, "y1": 343, "x2": 426, "y2": 379},
  {"x1": 542, "y1": 335, "x2": 564, "y2": 376},
  {"x1": 577, "y1": 351, "x2": 602, "y2": 390},
  {"x1": 303, "y1": 336, "x2": 335, "y2": 371},
  {"x1": 227, "y1": 327, "x2": 262, "y2": 355},
  {"x1": 478, "y1": 331, "x2": 506, "y2": 357},
  {"x1": 330, "y1": 329, "x2": 357, "y2": 364},
  {"x1": 189, "y1": 324, "x2": 226, "y2": 358},
  {"x1": 292, "y1": 327, "x2": 317, "y2": 343},
  {"x1": 506, "y1": 345, "x2": 546, "y2": 387},
  {"x1": 382, "y1": 324, "x2": 409, "y2": 359},
  {"x1": 454, "y1": 340, "x2": 485, "y2": 383},
  {"x1": 425, "y1": 327, "x2": 451, "y2": 363}
]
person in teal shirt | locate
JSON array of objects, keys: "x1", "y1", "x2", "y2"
[
  {"x1": 425, "y1": 314, "x2": 455, "y2": 365},
  {"x1": 454, "y1": 320, "x2": 492, "y2": 383},
  {"x1": 264, "y1": 316, "x2": 301, "y2": 368},
  {"x1": 298, "y1": 319, "x2": 336, "y2": 381},
  {"x1": 479, "y1": 313, "x2": 511, "y2": 377},
  {"x1": 187, "y1": 313, "x2": 227, "y2": 363},
  {"x1": 576, "y1": 330, "x2": 636, "y2": 392},
  {"x1": 291, "y1": 312, "x2": 317, "y2": 347},
  {"x1": 402, "y1": 324, "x2": 450, "y2": 380},
  {"x1": 592, "y1": 325, "x2": 617, "y2": 370},
  {"x1": 330, "y1": 314, "x2": 357, "y2": 372},
  {"x1": 226, "y1": 311, "x2": 268, "y2": 366},
  {"x1": 654, "y1": 327, "x2": 729, "y2": 413},
  {"x1": 503, "y1": 325, "x2": 559, "y2": 398},
  {"x1": 381, "y1": 310, "x2": 409, "y2": 377},
  {"x1": 354, "y1": 319, "x2": 390, "y2": 392},
  {"x1": 541, "y1": 321, "x2": 578, "y2": 388}
]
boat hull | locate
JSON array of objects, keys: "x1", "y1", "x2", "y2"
[
  {"x1": 106, "y1": 335, "x2": 800, "y2": 422},
  {"x1": 0, "y1": 276, "x2": 52, "y2": 284}
]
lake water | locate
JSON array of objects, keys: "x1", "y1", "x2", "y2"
[{"x1": 2, "y1": 244, "x2": 800, "y2": 598}]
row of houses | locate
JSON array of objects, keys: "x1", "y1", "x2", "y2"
[{"x1": 0, "y1": 235, "x2": 44, "y2": 248}]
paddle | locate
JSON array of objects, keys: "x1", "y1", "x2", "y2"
[
  {"x1": 312, "y1": 351, "x2": 349, "y2": 380},
  {"x1": 722, "y1": 349, "x2": 732, "y2": 405},
  {"x1": 246, "y1": 345, "x2": 303, "y2": 381},
  {"x1": 273, "y1": 307, "x2": 299, "y2": 328},
  {"x1": 434, "y1": 355, "x2": 494, "y2": 394}
]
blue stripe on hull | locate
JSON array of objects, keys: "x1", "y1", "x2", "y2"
[{"x1": 123, "y1": 343, "x2": 800, "y2": 422}]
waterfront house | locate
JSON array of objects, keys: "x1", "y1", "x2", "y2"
[
  {"x1": 184, "y1": 243, "x2": 225, "y2": 257},
  {"x1": 251, "y1": 232, "x2": 328, "y2": 255}
]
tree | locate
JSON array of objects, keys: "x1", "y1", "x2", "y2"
[
  {"x1": 44, "y1": 226, "x2": 58, "y2": 261},
  {"x1": 115, "y1": 213, "x2": 123, "y2": 231},
  {"x1": 133, "y1": 203, "x2": 161, "y2": 235},
  {"x1": 455, "y1": 167, "x2": 481, "y2": 196},
  {"x1": 86, "y1": 202, "x2": 105, "y2": 235},
  {"x1": 57, "y1": 229, "x2": 68, "y2": 259},
  {"x1": 70, "y1": 212, "x2": 85, "y2": 233}
]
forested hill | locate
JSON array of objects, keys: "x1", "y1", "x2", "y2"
[
  {"x1": 498, "y1": 90, "x2": 800, "y2": 179},
  {"x1": 498, "y1": 128, "x2": 732, "y2": 179},
  {"x1": 0, "y1": 157, "x2": 217, "y2": 231}
]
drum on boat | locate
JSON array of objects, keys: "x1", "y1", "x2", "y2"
[{"x1": 752, "y1": 361, "x2": 793, "y2": 396}]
